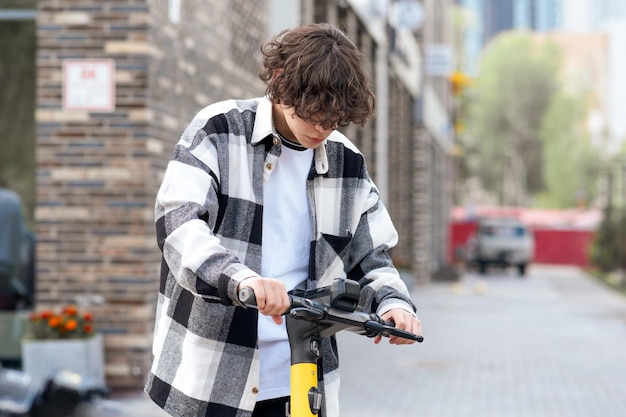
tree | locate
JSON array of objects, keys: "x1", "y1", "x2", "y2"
[
  {"x1": 465, "y1": 32, "x2": 561, "y2": 205},
  {"x1": 536, "y1": 91, "x2": 602, "y2": 208}
]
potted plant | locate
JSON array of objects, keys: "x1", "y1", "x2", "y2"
[{"x1": 21, "y1": 305, "x2": 105, "y2": 389}]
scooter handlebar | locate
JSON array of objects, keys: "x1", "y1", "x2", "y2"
[{"x1": 238, "y1": 286, "x2": 423, "y2": 343}]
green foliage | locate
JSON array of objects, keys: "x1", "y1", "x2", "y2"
[
  {"x1": 590, "y1": 209, "x2": 626, "y2": 273},
  {"x1": 538, "y1": 91, "x2": 603, "y2": 208},
  {"x1": 464, "y1": 31, "x2": 603, "y2": 208},
  {"x1": 466, "y1": 33, "x2": 561, "y2": 200}
]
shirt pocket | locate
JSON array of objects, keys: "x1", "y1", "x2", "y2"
[{"x1": 315, "y1": 233, "x2": 353, "y2": 278}]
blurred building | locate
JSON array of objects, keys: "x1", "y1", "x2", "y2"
[
  {"x1": 457, "y1": 0, "x2": 626, "y2": 147},
  {"x1": 417, "y1": 0, "x2": 456, "y2": 280},
  {"x1": 457, "y1": 0, "x2": 561, "y2": 74},
  {"x1": 29, "y1": 0, "x2": 454, "y2": 388},
  {"x1": 562, "y1": 0, "x2": 626, "y2": 150},
  {"x1": 533, "y1": 32, "x2": 609, "y2": 149}
]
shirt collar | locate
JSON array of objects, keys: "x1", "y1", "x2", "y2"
[
  {"x1": 251, "y1": 96, "x2": 329, "y2": 175},
  {"x1": 251, "y1": 96, "x2": 274, "y2": 145}
]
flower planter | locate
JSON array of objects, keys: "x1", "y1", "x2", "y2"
[{"x1": 21, "y1": 333, "x2": 105, "y2": 390}]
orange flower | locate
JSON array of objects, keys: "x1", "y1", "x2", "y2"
[
  {"x1": 26, "y1": 305, "x2": 97, "y2": 340},
  {"x1": 48, "y1": 316, "x2": 62, "y2": 328},
  {"x1": 63, "y1": 318, "x2": 78, "y2": 332},
  {"x1": 63, "y1": 305, "x2": 78, "y2": 316},
  {"x1": 40, "y1": 310, "x2": 54, "y2": 320}
]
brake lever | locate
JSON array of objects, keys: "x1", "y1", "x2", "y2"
[
  {"x1": 364, "y1": 319, "x2": 424, "y2": 343},
  {"x1": 290, "y1": 306, "x2": 325, "y2": 321}
]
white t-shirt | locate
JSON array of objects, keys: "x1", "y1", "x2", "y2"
[{"x1": 258, "y1": 138, "x2": 313, "y2": 401}]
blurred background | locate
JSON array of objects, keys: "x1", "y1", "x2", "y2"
[{"x1": 1, "y1": 0, "x2": 625, "y2": 396}]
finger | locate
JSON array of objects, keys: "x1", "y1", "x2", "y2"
[
  {"x1": 252, "y1": 282, "x2": 267, "y2": 312},
  {"x1": 258, "y1": 279, "x2": 274, "y2": 313},
  {"x1": 280, "y1": 285, "x2": 290, "y2": 314},
  {"x1": 388, "y1": 311, "x2": 420, "y2": 344},
  {"x1": 412, "y1": 317, "x2": 422, "y2": 337},
  {"x1": 266, "y1": 279, "x2": 287, "y2": 316},
  {"x1": 392, "y1": 314, "x2": 407, "y2": 331},
  {"x1": 391, "y1": 334, "x2": 413, "y2": 345},
  {"x1": 259, "y1": 280, "x2": 275, "y2": 315},
  {"x1": 275, "y1": 281, "x2": 289, "y2": 315},
  {"x1": 381, "y1": 311, "x2": 394, "y2": 322},
  {"x1": 253, "y1": 279, "x2": 287, "y2": 317}
]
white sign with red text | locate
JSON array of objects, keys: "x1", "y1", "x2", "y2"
[{"x1": 63, "y1": 59, "x2": 115, "y2": 112}]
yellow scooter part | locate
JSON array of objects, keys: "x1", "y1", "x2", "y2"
[{"x1": 290, "y1": 363, "x2": 319, "y2": 416}]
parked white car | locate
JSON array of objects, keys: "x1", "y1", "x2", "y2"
[{"x1": 468, "y1": 217, "x2": 534, "y2": 276}]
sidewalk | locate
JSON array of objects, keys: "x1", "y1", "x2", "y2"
[
  {"x1": 112, "y1": 265, "x2": 626, "y2": 416},
  {"x1": 338, "y1": 264, "x2": 626, "y2": 417}
]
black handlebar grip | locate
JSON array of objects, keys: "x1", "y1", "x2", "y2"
[
  {"x1": 239, "y1": 287, "x2": 257, "y2": 306},
  {"x1": 380, "y1": 318, "x2": 395, "y2": 328},
  {"x1": 378, "y1": 318, "x2": 424, "y2": 343}
]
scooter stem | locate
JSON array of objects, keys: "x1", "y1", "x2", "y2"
[{"x1": 286, "y1": 316, "x2": 323, "y2": 416}]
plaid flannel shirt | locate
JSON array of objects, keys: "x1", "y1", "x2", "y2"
[{"x1": 146, "y1": 97, "x2": 416, "y2": 417}]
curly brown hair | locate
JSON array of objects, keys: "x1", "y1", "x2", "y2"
[{"x1": 259, "y1": 23, "x2": 375, "y2": 130}]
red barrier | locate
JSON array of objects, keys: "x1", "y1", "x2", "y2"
[
  {"x1": 448, "y1": 222, "x2": 476, "y2": 263},
  {"x1": 449, "y1": 222, "x2": 596, "y2": 268},
  {"x1": 449, "y1": 207, "x2": 600, "y2": 268},
  {"x1": 532, "y1": 229, "x2": 594, "y2": 267}
]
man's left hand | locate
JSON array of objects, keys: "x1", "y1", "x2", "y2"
[{"x1": 374, "y1": 308, "x2": 421, "y2": 345}]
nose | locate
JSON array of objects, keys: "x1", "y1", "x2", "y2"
[{"x1": 313, "y1": 124, "x2": 331, "y2": 135}]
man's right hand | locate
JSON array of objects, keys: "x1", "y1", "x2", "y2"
[{"x1": 238, "y1": 277, "x2": 290, "y2": 324}]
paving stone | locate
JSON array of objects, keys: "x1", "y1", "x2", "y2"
[{"x1": 337, "y1": 265, "x2": 626, "y2": 417}]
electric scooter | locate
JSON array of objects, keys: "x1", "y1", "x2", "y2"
[{"x1": 239, "y1": 278, "x2": 423, "y2": 417}]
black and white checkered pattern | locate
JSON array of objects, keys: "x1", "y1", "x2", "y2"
[{"x1": 146, "y1": 97, "x2": 416, "y2": 417}]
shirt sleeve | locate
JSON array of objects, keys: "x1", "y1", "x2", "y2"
[
  {"x1": 347, "y1": 172, "x2": 418, "y2": 317},
  {"x1": 154, "y1": 117, "x2": 256, "y2": 306}
]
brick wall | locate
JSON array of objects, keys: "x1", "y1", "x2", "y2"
[
  {"x1": 36, "y1": 0, "x2": 268, "y2": 389},
  {"x1": 388, "y1": 76, "x2": 414, "y2": 269},
  {"x1": 412, "y1": 129, "x2": 454, "y2": 284}
]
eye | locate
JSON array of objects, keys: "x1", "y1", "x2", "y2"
[{"x1": 313, "y1": 120, "x2": 338, "y2": 130}]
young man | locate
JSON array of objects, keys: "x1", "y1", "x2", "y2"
[{"x1": 146, "y1": 23, "x2": 421, "y2": 417}]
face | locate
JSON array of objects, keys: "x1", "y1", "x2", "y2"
[{"x1": 275, "y1": 104, "x2": 336, "y2": 149}]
